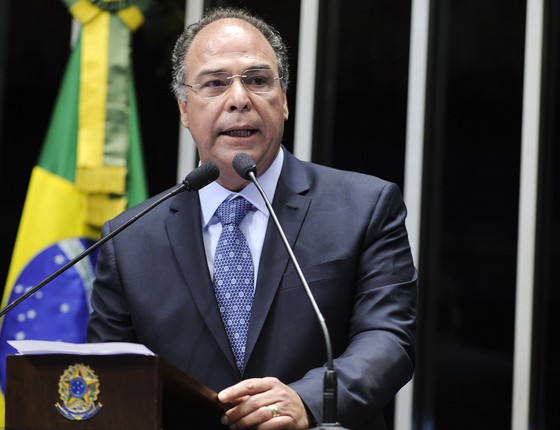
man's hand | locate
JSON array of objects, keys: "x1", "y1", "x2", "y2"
[{"x1": 218, "y1": 377, "x2": 310, "y2": 429}]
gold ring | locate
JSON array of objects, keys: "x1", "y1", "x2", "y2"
[{"x1": 267, "y1": 404, "x2": 281, "y2": 418}]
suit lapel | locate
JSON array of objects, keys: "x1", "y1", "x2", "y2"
[
  {"x1": 244, "y1": 152, "x2": 311, "y2": 367},
  {"x1": 165, "y1": 191, "x2": 237, "y2": 371}
]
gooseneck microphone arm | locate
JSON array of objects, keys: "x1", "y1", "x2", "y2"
[
  {"x1": 0, "y1": 162, "x2": 220, "y2": 320},
  {"x1": 232, "y1": 153, "x2": 348, "y2": 429}
]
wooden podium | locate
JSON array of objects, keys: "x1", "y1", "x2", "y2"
[{"x1": 5, "y1": 354, "x2": 228, "y2": 429}]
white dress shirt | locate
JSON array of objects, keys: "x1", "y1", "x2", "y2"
[{"x1": 198, "y1": 148, "x2": 284, "y2": 288}]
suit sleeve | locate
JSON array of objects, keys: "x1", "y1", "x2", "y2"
[
  {"x1": 87, "y1": 221, "x2": 138, "y2": 343},
  {"x1": 289, "y1": 182, "x2": 417, "y2": 428}
]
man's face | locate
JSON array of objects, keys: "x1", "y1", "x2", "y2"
[{"x1": 178, "y1": 18, "x2": 289, "y2": 191}]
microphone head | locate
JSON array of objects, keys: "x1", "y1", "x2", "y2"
[
  {"x1": 232, "y1": 153, "x2": 257, "y2": 180},
  {"x1": 183, "y1": 162, "x2": 220, "y2": 191}
]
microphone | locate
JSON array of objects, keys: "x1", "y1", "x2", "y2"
[
  {"x1": 0, "y1": 162, "x2": 220, "y2": 319},
  {"x1": 232, "y1": 153, "x2": 349, "y2": 430}
]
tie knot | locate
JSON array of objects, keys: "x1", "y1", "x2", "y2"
[{"x1": 215, "y1": 197, "x2": 252, "y2": 227}]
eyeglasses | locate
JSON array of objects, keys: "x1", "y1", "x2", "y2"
[{"x1": 185, "y1": 69, "x2": 282, "y2": 99}]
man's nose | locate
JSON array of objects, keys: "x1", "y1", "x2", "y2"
[{"x1": 226, "y1": 77, "x2": 251, "y2": 112}]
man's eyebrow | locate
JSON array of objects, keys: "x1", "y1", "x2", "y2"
[
  {"x1": 245, "y1": 64, "x2": 273, "y2": 71},
  {"x1": 196, "y1": 64, "x2": 274, "y2": 77},
  {"x1": 196, "y1": 68, "x2": 228, "y2": 77}
]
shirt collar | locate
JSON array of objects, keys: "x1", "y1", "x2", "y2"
[{"x1": 199, "y1": 148, "x2": 284, "y2": 228}]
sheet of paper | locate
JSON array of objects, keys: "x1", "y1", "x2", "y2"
[{"x1": 7, "y1": 340, "x2": 155, "y2": 356}]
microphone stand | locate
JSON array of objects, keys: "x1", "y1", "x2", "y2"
[
  {"x1": 0, "y1": 163, "x2": 219, "y2": 319},
  {"x1": 236, "y1": 155, "x2": 349, "y2": 429}
]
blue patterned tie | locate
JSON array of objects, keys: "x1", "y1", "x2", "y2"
[{"x1": 213, "y1": 197, "x2": 254, "y2": 374}]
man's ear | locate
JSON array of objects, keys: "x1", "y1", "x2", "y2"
[
  {"x1": 178, "y1": 99, "x2": 189, "y2": 128},
  {"x1": 282, "y1": 92, "x2": 289, "y2": 121}
]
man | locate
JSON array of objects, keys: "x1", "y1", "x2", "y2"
[{"x1": 88, "y1": 7, "x2": 417, "y2": 429}]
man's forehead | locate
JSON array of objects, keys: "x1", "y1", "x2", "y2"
[
  {"x1": 186, "y1": 18, "x2": 276, "y2": 74},
  {"x1": 195, "y1": 18, "x2": 262, "y2": 45}
]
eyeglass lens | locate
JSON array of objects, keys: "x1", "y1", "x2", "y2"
[{"x1": 191, "y1": 69, "x2": 279, "y2": 98}]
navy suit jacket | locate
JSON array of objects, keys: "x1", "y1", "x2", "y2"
[{"x1": 88, "y1": 150, "x2": 417, "y2": 429}]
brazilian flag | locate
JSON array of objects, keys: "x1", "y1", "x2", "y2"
[{"x1": 0, "y1": 0, "x2": 150, "y2": 423}]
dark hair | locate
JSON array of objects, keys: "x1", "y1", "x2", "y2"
[{"x1": 171, "y1": 7, "x2": 290, "y2": 101}]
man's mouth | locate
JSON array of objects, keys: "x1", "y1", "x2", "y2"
[{"x1": 222, "y1": 129, "x2": 256, "y2": 137}]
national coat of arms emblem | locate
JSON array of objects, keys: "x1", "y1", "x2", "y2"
[{"x1": 55, "y1": 363, "x2": 103, "y2": 421}]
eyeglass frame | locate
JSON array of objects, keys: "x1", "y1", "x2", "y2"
[{"x1": 184, "y1": 68, "x2": 283, "y2": 99}]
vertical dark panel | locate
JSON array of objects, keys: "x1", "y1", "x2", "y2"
[
  {"x1": 0, "y1": 0, "x2": 11, "y2": 166},
  {"x1": 314, "y1": 1, "x2": 412, "y2": 190},
  {"x1": 415, "y1": 1, "x2": 526, "y2": 429},
  {"x1": 532, "y1": 0, "x2": 560, "y2": 428},
  {"x1": 413, "y1": 0, "x2": 448, "y2": 426},
  {"x1": 312, "y1": 0, "x2": 339, "y2": 167}
]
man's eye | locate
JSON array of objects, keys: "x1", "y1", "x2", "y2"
[
  {"x1": 245, "y1": 76, "x2": 269, "y2": 86},
  {"x1": 203, "y1": 78, "x2": 228, "y2": 88}
]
